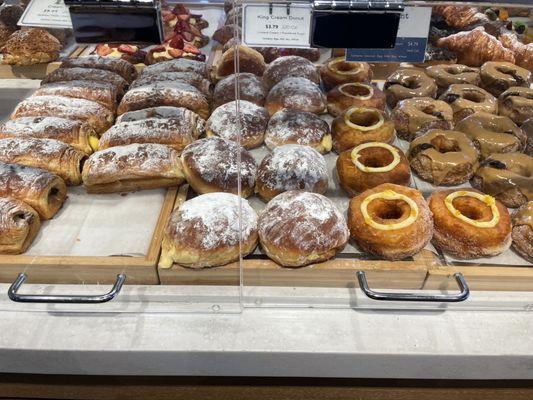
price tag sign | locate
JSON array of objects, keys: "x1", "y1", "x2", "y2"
[
  {"x1": 346, "y1": 7, "x2": 432, "y2": 63},
  {"x1": 18, "y1": 0, "x2": 73, "y2": 29},
  {"x1": 242, "y1": 3, "x2": 312, "y2": 48}
]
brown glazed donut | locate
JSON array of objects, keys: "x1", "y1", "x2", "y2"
[
  {"x1": 255, "y1": 144, "x2": 329, "y2": 202},
  {"x1": 479, "y1": 61, "x2": 531, "y2": 97},
  {"x1": 331, "y1": 107, "x2": 396, "y2": 153},
  {"x1": 472, "y1": 152, "x2": 533, "y2": 208},
  {"x1": 265, "y1": 109, "x2": 331, "y2": 154},
  {"x1": 262, "y1": 55, "x2": 320, "y2": 90},
  {"x1": 425, "y1": 64, "x2": 480, "y2": 95},
  {"x1": 206, "y1": 100, "x2": 269, "y2": 150},
  {"x1": 265, "y1": 77, "x2": 326, "y2": 116},
  {"x1": 213, "y1": 45, "x2": 266, "y2": 80},
  {"x1": 180, "y1": 137, "x2": 257, "y2": 198},
  {"x1": 159, "y1": 193, "x2": 258, "y2": 269},
  {"x1": 408, "y1": 129, "x2": 479, "y2": 186},
  {"x1": 391, "y1": 97, "x2": 454, "y2": 141},
  {"x1": 212, "y1": 73, "x2": 267, "y2": 109},
  {"x1": 455, "y1": 112, "x2": 526, "y2": 159},
  {"x1": 384, "y1": 69, "x2": 438, "y2": 108},
  {"x1": 336, "y1": 142, "x2": 411, "y2": 196},
  {"x1": 498, "y1": 87, "x2": 533, "y2": 125},
  {"x1": 429, "y1": 189, "x2": 512, "y2": 259},
  {"x1": 348, "y1": 183, "x2": 433, "y2": 260},
  {"x1": 326, "y1": 82, "x2": 386, "y2": 117},
  {"x1": 320, "y1": 57, "x2": 372, "y2": 91},
  {"x1": 512, "y1": 201, "x2": 533, "y2": 263},
  {"x1": 258, "y1": 190, "x2": 349, "y2": 267},
  {"x1": 439, "y1": 84, "x2": 497, "y2": 123}
]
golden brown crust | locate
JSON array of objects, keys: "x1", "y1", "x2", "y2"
[
  {"x1": 432, "y1": 6, "x2": 488, "y2": 29},
  {"x1": 320, "y1": 57, "x2": 372, "y2": 91},
  {"x1": 331, "y1": 107, "x2": 395, "y2": 153},
  {"x1": 42, "y1": 67, "x2": 128, "y2": 96},
  {"x1": 263, "y1": 55, "x2": 320, "y2": 90},
  {"x1": 512, "y1": 201, "x2": 533, "y2": 263},
  {"x1": 391, "y1": 97, "x2": 454, "y2": 141},
  {"x1": 1, "y1": 28, "x2": 61, "y2": 65},
  {"x1": 498, "y1": 87, "x2": 533, "y2": 126},
  {"x1": 337, "y1": 144, "x2": 411, "y2": 196},
  {"x1": 479, "y1": 61, "x2": 531, "y2": 97},
  {"x1": 0, "y1": 197, "x2": 40, "y2": 254},
  {"x1": 384, "y1": 69, "x2": 437, "y2": 108},
  {"x1": 429, "y1": 189, "x2": 512, "y2": 259},
  {"x1": 439, "y1": 84, "x2": 497, "y2": 123},
  {"x1": 0, "y1": 162, "x2": 67, "y2": 220},
  {"x1": 60, "y1": 55, "x2": 138, "y2": 83},
  {"x1": 214, "y1": 45, "x2": 266, "y2": 80},
  {"x1": 327, "y1": 83, "x2": 386, "y2": 117},
  {"x1": 0, "y1": 138, "x2": 86, "y2": 186},
  {"x1": 348, "y1": 183, "x2": 433, "y2": 260}
]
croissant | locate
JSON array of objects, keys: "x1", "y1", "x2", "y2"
[
  {"x1": 500, "y1": 32, "x2": 533, "y2": 71},
  {"x1": 432, "y1": 6, "x2": 489, "y2": 29},
  {"x1": 437, "y1": 27, "x2": 515, "y2": 67},
  {"x1": 0, "y1": 197, "x2": 40, "y2": 254}
]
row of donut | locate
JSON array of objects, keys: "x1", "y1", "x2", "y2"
[{"x1": 158, "y1": 186, "x2": 532, "y2": 270}]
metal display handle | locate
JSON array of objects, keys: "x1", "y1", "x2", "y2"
[
  {"x1": 356, "y1": 271, "x2": 469, "y2": 303},
  {"x1": 8, "y1": 273, "x2": 126, "y2": 304}
]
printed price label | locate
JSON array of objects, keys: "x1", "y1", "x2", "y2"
[
  {"x1": 18, "y1": 0, "x2": 72, "y2": 29},
  {"x1": 242, "y1": 3, "x2": 312, "y2": 48},
  {"x1": 346, "y1": 7, "x2": 432, "y2": 63}
]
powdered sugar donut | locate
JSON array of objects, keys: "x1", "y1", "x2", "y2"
[
  {"x1": 212, "y1": 73, "x2": 267, "y2": 108},
  {"x1": 159, "y1": 192, "x2": 258, "y2": 269},
  {"x1": 265, "y1": 109, "x2": 331, "y2": 153},
  {"x1": 265, "y1": 77, "x2": 326, "y2": 116},
  {"x1": 256, "y1": 144, "x2": 329, "y2": 201},
  {"x1": 206, "y1": 100, "x2": 269, "y2": 149},
  {"x1": 180, "y1": 137, "x2": 257, "y2": 197},
  {"x1": 258, "y1": 190, "x2": 349, "y2": 267},
  {"x1": 263, "y1": 55, "x2": 320, "y2": 89}
]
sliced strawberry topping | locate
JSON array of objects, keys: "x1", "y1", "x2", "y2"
[
  {"x1": 168, "y1": 35, "x2": 184, "y2": 49},
  {"x1": 95, "y1": 44, "x2": 113, "y2": 56},
  {"x1": 183, "y1": 43, "x2": 200, "y2": 54},
  {"x1": 168, "y1": 48, "x2": 184, "y2": 58},
  {"x1": 118, "y1": 44, "x2": 138, "y2": 54}
]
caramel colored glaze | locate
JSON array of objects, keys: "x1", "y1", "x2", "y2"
[
  {"x1": 426, "y1": 64, "x2": 480, "y2": 92},
  {"x1": 384, "y1": 69, "x2": 437, "y2": 107},
  {"x1": 409, "y1": 129, "x2": 479, "y2": 185},
  {"x1": 439, "y1": 84, "x2": 497, "y2": 122},
  {"x1": 498, "y1": 87, "x2": 533, "y2": 125},
  {"x1": 513, "y1": 201, "x2": 533, "y2": 230},
  {"x1": 455, "y1": 112, "x2": 526, "y2": 159},
  {"x1": 480, "y1": 61, "x2": 531, "y2": 97},
  {"x1": 475, "y1": 153, "x2": 533, "y2": 201}
]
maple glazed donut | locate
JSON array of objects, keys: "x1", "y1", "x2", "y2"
[
  {"x1": 471, "y1": 152, "x2": 533, "y2": 208},
  {"x1": 326, "y1": 82, "x2": 386, "y2": 117},
  {"x1": 159, "y1": 193, "x2": 258, "y2": 269},
  {"x1": 425, "y1": 64, "x2": 480, "y2": 95},
  {"x1": 180, "y1": 137, "x2": 257, "y2": 198},
  {"x1": 331, "y1": 107, "x2": 395, "y2": 153},
  {"x1": 265, "y1": 77, "x2": 326, "y2": 116},
  {"x1": 262, "y1": 55, "x2": 320, "y2": 90},
  {"x1": 455, "y1": 112, "x2": 526, "y2": 159},
  {"x1": 479, "y1": 61, "x2": 531, "y2": 97},
  {"x1": 258, "y1": 190, "x2": 349, "y2": 267},
  {"x1": 498, "y1": 87, "x2": 533, "y2": 125},
  {"x1": 336, "y1": 142, "x2": 411, "y2": 197},
  {"x1": 384, "y1": 69, "x2": 438, "y2": 108},
  {"x1": 512, "y1": 201, "x2": 533, "y2": 263},
  {"x1": 391, "y1": 97, "x2": 454, "y2": 141},
  {"x1": 429, "y1": 189, "x2": 512, "y2": 259},
  {"x1": 348, "y1": 183, "x2": 433, "y2": 260},
  {"x1": 408, "y1": 129, "x2": 479, "y2": 186},
  {"x1": 439, "y1": 84, "x2": 497, "y2": 123},
  {"x1": 320, "y1": 57, "x2": 372, "y2": 91},
  {"x1": 255, "y1": 144, "x2": 329, "y2": 202}
]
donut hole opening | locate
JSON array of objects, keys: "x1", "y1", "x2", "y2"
[
  {"x1": 496, "y1": 67, "x2": 524, "y2": 83},
  {"x1": 402, "y1": 78, "x2": 421, "y2": 89},
  {"x1": 370, "y1": 199, "x2": 410, "y2": 222},
  {"x1": 358, "y1": 148, "x2": 394, "y2": 168},
  {"x1": 462, "y1": 91, "x2": 485, "y2": 103},
  {"x1": 342, "y1": 84, "x2": 371, "y2": 97},
  {"x1": 334, "y1": 62, "x2": 359, "y2": 72},
  {"x1": 421, "y1": 105, "x2": 444, "y2": 118},
  {"x1": 445, "y1": 66, "x2": 465, "y2": 75},
  {"x1": 430, "y1": 135, "x2": 460, "y2": 153},
  {"x1": 348, "y1": 110, "x2": 380, "y2": 127},
  {"x1": 452, "y1": 198, "x2": 491, "y2": 221}
]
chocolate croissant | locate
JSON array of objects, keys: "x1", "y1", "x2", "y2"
[
  {"x1": 0, "y1": 117, "x2": 99, "y2": 154},
  {"x1": 0, "y1": 162, "x2": 67, "y2": 219},
  {"x1": 0, "y1": 138, "x2": 87, "y2": 185},
  {"x1": 140, "y1": 58, "x2": 207, "y2": 77},
  {"x1": 60, "y1": 55, "x2": 137, "y2": 83},
  {"x1": 82, "y1": 143, "x2": 184, "y2": 194},
  {"x1": 0, "y1": 197, "x2": 40, "y2": 254},
  {"x1": 130, "y1": 71, "x2": 212, "y2": 99},
  {"x1": 117, "y1": 106, "x2": 201, "y2": 124},
  {"x1": 41, "y1": 67, "x2": 128, "y2": 96},
  {"x1": 11, "y1": 95, "x2": 115, "y2": 134}
]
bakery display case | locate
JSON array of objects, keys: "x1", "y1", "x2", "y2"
[{"x1": 0, "y1": 0, "x2": 531, "y2": 314}]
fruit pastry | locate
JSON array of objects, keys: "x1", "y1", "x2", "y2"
[
  {"x1": 94, "y1": 43, "x2": 147, "y2": 65},
  {"x1": 145, "y1": 33, "x2": 205, "y2": 64}
]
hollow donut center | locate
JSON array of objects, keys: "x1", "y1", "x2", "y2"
[
  {"x1": 358, "y1": 148, "x2": 394, "y2": 168},
  {"x1": 340, "y1": 84, "x2": 371, "y2": 98},
  {"x1": 348, "y1": 110, "x2": 380, "y2": 127},
  {"x1": 331, "y1": 60, "x2": 362, "y2": 75},
  {"x1": 369, "y1": 199, "x2": 411, "y2": 223},
  {"x1": 462, "y1": 91, "x2": 485, "y2": 103},
  {"x1": 452, "y1": 197, "x2": 493, "y2": 222},
  {"x1": 430, "y1": 135, "x2": 460, "y2": 153}
]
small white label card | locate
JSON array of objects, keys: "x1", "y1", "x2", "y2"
[
  {"x1": 242, "y1": 3, "x2": 312, "y2": 48},
  {"x1": 18, "y1": 0, "x2": 73, "y2": 29}
]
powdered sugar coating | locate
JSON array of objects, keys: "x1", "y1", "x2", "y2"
[
  {"x1": 207, "y1": 100, "x2": 269, "y2": 148},
  {"x1": 0, "y1": 137, "x2": 75, "y2": 158},
  {"x1": 141, "y1": 58, "x2": 206, "y2": 77},
  {"x1": 0, "y1": 116, "x2": 83, "y2": 136},
  {"x1": 257, "y1": 144, "x2": 328, "y2": 192},
  {"x1": 259, "y1": 190, "x2": 349, "y2": 252},
  {"x1": 42, "y1": 67, "x2": 128, "y2": 93},
  {"x1": 265, "y1": 108, "x2": 330, "y2": 149},
  {"x1": 168, "y1": 192, "x2": 258, "y2": 251},
  {"x1": 0, "y1": 162, "x2": 60, "y2": 199},
  {"x1": 263, "y1": 56, "x2": 320, "y2": 89},
  {"x1": 213, "y1": 73, "x2": 267, "y2": 108},
  {"x1": 266, "y1": 77, "x2": 326, "y2": 115},
  {"x1": 181, "y1": 137, "x2": 257, "y2": 191}
]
